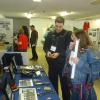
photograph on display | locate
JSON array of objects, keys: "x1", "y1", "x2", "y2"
[
  {"x1": 19, "y1": 88, "x2": 38, "y2": 100},
  {"x1": 93, "y1": 32, "x2": 96, "y2": 37},
  {"x1": 0, "y1": 19, "x2": 13, "y2": 43},
  {"x1": 19, "y1": 79, "x2": 33, "y2": 87},
  {"x1": 89, "y1": 32, "x2": 92, "y2": 36}
]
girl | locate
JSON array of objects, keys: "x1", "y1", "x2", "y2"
[{"x1": 63, "y1": 30, "x2": 100, "y2": 100}]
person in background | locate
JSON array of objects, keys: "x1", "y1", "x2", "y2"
[
  {"x1": 15, "y1": 27, "x2": 29, "y2": 52},
  {"x1": 22, "y1": 25, "x2": 29, "y2": 44},
  {"x1": 63, "y1": 30, "x2": 99, "y2": 100},
  {"x1": 30, "y1": 25, "x2": 38, "y2": 61},
  {"x1": 44, "y1": 25, "x2": 55, "y2": 40},
  {"x1": 43, "y1": 16, "x2": 72, "y2": 100}
]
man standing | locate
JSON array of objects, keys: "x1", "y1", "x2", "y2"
[
  {"x1": 30, "y1": 25, "x2": 38, "y2": 61},
  {"x1": 43, "y1": 16, "x2": 72, "y2": 100}
]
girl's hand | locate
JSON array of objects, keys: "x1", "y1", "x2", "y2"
[
  {"x1": 69, "y1": 42, "x2": 75, "y2": 50},
  {"x1": 70, "y1": 57, "x2": 79, "y2": 64}
]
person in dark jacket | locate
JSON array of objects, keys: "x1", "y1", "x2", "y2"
[
  {"x1": 30, "y1": 25, "x2": 38, "y2": 61},
  {"x1": 43, "y1": 16, "x2": 72, "y2": 100}
]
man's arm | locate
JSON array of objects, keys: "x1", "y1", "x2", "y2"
[
  {"x1": 31, "y1": 31, "x2": 38, "y2": 46},
  {"x1": 43, "y1": 33, "x2": 51, "y2": 53}
]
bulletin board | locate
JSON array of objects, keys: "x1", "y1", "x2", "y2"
[
  {"x1": 88, "y1": 28, "x2": 100, "y2": 51},
  {"x1": 0, "y1": 18, "x2": 13, "y2": 43}
]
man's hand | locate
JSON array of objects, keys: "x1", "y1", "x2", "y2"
[
  {"x1": 32, "y1": 44, "x2": 36, "y2": 47},
  {"x1": 70, "y1": 57, "x2": 79, "y2": 64},
  {"x1": 47, "y1": 51, "x2": 52, "y2": 58},
  {"x1": 47, "y1": 52, "x2": 60, "y2": 59},
  {"x1": 51, "y1": 52, "x2": 60, "y2": 59}
]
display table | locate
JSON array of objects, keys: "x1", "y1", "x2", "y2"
[{"x1": 13, "y1": 67, "x2": 60, "y2": 100}]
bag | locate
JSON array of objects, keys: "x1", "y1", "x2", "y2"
[{"x1": 62, "y1": 63, "x2": 71, "y2": 78}]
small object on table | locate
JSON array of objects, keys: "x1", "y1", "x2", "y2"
[
  {"x1": 44, "y1": 86, "x2": 51, "y2": 91},
  {"x1": 34, "y1": 82, "x2": 50, "y2": 86},
  {"x1": 36, "y1": 87, "x2": 41, "y2": 90},
  {"x1": 46, "y1": 97, "x2": 52, "y2": 100}
]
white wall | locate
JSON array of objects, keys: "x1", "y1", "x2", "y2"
[
  {"x1": 90, "y1": 19, "x2": 100, "y2": 28},
  {"x1": 64, "y1": 20, "x2": 84, "y2": 31},
  {"x1": 30, "y1": 18, "x2": 100, "y2": 47},
  {"x1": 30, "y1": 18, "x2": 84, "y2": 47},
  {"x1": 30, "y1": 18, "x2": 54, "y2": 47}
]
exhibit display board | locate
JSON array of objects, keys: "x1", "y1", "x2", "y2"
[
  {"x1": 88, "y1": 28, "x2": 100, "y2": 50},
  {"x1": 0, "y1": 18, "x2": 13, "y2": 43}
]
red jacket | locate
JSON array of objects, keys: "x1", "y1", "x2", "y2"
[{"x1": 17, "y1": 33, "x2": 28, "y2": 50}]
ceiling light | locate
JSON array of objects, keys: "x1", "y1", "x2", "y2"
[
  {"x1": 58, "y1": 11, "x2": 70, "y2": 16},
  {"x1": 24, "y1": 13, "x2": 32, "y2": 19},
  {"x1": 50, "y1": 16, "x2": 56, "y2": 19},
  {"x1": 58, "y1": 11, "x2": 75, "y2": 16},
  {"x1": 33, "y1": 0, "x2": 42, "y2": 2},
  {"x1": 24, "y1": 12, "x2": 36, "y2": 19}
]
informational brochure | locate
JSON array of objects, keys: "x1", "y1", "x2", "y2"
[
  {"x1": 19, "y1": 79, "x2": 33, "y2": 87},
  {"x1": 69, "y1": 39, "x2": 80, "y2": 79},
  {"x1": 19, "y1": 88, "x2": 38, "y2": 100}
]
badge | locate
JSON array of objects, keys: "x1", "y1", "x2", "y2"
[{"x1": 50, "y1": 45, "x2": 56, "y2": 52}]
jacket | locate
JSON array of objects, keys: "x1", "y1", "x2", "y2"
[
  {"x1": 63, "y1": 48, "x2": 100, "y2": 84},
  {"x1": 30, "y1": 30, "x2": 38, "y2": 45},
  {"x1": 43, "y1": 29, "x2": 72, "y2": 62},
  {"x1": 17, "y1": 33, "x2": 28, "y2": 50}
]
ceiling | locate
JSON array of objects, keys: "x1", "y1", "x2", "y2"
[{"x1": 0, "y1": 0, "x2": 100, "y2": 20}]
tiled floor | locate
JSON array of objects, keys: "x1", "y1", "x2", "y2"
[{"x1": 28, "y1": 47, "x2": 100, "y2": 100}]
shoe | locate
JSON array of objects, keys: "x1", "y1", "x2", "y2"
[
  {"x1": 10, "y1": 83, "x2": 19, "y2": 92},
  {"x1": 30, "y1": 58, "x2": 34, "y2": 60},
  {"x1": 33, "y1": 58, "x2": 38, "y2": 61}
]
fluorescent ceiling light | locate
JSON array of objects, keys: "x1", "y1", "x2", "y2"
[
  {"x1": 50, "y1": 16, "x2": 56, "y2": 19},
  {"x1": 24, "y1": 13, "x2": 36, "y2": 19},
  {"x1": 58, "y1": 11, "x2": 75, "y2": 16},
  {"x1": 33, "y1": 0, "x2": 42, "y2": 2}
]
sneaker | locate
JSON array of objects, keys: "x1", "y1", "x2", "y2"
[
  {"x1": 34, "y1": 58, "x2": 38, "y2": 61},
  {"x1": 30, "y1": 58, "x2": 34, "y2": 60},
  {"x1": 10, "y1": 83, "x2": 19, "y2": 92}
]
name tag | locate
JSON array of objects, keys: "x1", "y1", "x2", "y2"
[{"x1": 50, "y1": 46, "x2": 56, "y2": 52}]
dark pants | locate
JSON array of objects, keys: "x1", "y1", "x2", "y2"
[
  {"x1": 46, "y1": 58, "x2": 70, "y2": 100},
  {"x1": 31, "y1": 46, "x2": 38, "y2": 60}
]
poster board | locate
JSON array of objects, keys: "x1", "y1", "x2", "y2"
[
  {"x1": 0, "y1": 18, "x2": 13, "y2": 44},
  {"x1": 88, "y1": 28, "x2": 100, "y2": 51}
]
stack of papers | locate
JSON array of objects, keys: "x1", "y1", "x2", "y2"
[
  {"x1": 20, "y1": 66, "x2": 34, "y2": 70},
  {"x1": 19, "y1": 88, "x2": 38, "y2": 100},
  {"x1": 19, "y1": 79, "x2": 33, "y2": 87}
]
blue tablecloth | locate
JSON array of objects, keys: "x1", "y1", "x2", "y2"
[{"x1": 13, "y1": 71, "x2": 60, "y2": 100}]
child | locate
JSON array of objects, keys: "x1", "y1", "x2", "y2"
[{"x1": 63, "y1": 30, "x2": 100, "y2": 100}]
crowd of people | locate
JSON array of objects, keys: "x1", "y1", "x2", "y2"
[
  {"x1": 0, "y1": 16, "x2": 100, "y2": 100},
  {"x1": 43, "y1": 16, "x2": 100, "y2": 100},
  {"x1": 13, "y1": 25, "x2": 38, "y2": 61}
]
